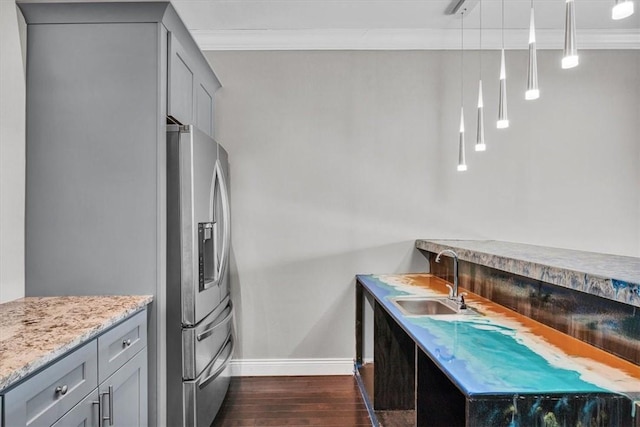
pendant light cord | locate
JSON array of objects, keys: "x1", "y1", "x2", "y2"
[
  {"x1": 502, "y1": 0, "x2": 505, "y2": 49},
  {"x1": 479, "y1": 0, "x2": 482, "y2": 75},
  {"x1": 461, "y1": 9, "x2": 464, "y2": 105}
]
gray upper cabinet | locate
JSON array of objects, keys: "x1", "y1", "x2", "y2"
[
  {"x1": 168, "y1": 33, "x2": 194, "y2": 126},
  {"x1": 196, "y1": 80, "x2": 214, "y2": 137},
  {"x1": 168, "y1": 31, "x2": 218, "y2": 138}
]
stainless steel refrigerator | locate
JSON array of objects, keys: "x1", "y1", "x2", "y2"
[{"x1": 166, "y1": 124, "x2": 234, "y2": 426}]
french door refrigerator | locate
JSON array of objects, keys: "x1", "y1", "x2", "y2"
[{"x1": 166, "y1": 124, "x2": 234, "y2": 426}]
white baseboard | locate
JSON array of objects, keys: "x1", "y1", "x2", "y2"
[{"x1": 229, "y1": 358, "x2": 354, "y2": 377}]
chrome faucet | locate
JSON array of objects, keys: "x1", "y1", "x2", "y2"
[{"x1": 435, "y1": 249, "x2": 460, "y2": 300}]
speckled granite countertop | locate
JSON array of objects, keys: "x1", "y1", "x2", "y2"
[
  {"x1": 0, "y1": 295, "x2": 153, "y2": 391},
  {"x1": 416, "y1": 239, "x2": 640, "y2": 307}
]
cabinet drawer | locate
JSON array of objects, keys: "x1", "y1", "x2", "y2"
[
  {"x1": 98, "y1": 309, "x2": 147, "y2": 383},
  {"x1": 3, "y1": 341, "x2": 98, "y2": 427}
]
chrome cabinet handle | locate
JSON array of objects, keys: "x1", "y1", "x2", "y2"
[
  {"x1": 196, "y1": 302, "x2": 233, "y2": 341},
  {"x1": 122, "y1": 338, "x2": 132, "y2": 348},
  {"x1": 108, "y1": 385, "x2": 114, "y2": 426},
  {"x1": 55, "y1": 384, "x2": 68, "y2": 396},
  {"x1": 93, "y1": 398, "x2": 103, "y2": 427},
  {"x1": 101, "y1": 386, "x2": 114, "y2": 426}
]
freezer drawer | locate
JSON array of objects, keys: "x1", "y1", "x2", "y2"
[
  {"x1": 182, "y1": 334, "x2": 234, "y2": 427},
  {"x1": 182, "y1": 297, "x2": 233, "y2": 380}
]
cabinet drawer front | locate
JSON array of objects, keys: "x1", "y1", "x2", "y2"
[
  {"x1": 3, "y1": 341, "x2": 98, "y2": 427},
  {"x1": 51, "y1": 389, "x2": 99, "y2": 427},
  {"x1": 98, "y1": 309, "x2": 147, "y2": 383}
]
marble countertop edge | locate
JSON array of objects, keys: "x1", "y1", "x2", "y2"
[{"x1": 416, "y1": 239, "x2": 640, "y2": 308}]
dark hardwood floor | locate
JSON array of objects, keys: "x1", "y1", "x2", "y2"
[{"x1": 211, "y1": 376, "x2": 373, "y2": 427}]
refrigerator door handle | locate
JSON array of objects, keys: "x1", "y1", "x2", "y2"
[
  {"x1": 196, "y1": 302, "x2": 234, "y2": 342},
  {"x1": 198, "y1": 334, "x2": 235, "y2": 390},
  {"x1": 214, "y1": 159, "x2": 231, "y2": 285},
  {"x1": 201, "y1": 159, "x2": 230, "y2": 291}
]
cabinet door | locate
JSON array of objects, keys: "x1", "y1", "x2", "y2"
[
  {"x1": 167, "y1": 32, "x2": 194, "y2": 125},
  {"x1": 51, "y1": 390, "x2": 99, "y2": 427},
  {"x1": 99, "y1": 348, "x2": 147, "y2": 427},
  {"x1": 195, "y1": 77, "x2": 214, "y2": 137}
]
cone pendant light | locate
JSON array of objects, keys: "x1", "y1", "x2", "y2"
[
  {"x1": 497, "y1": 0, "x2": 509, "y2": 129},
  {"x1": 476, "y1": 81, "x2": 486, "y2": 151},
  {"x1": 476, "y1": 0, "x2": 486, "y2": 152},
  {"x1": 525, "y1": 1, "x2": 540, "y2": 100},
  {"x1": 457, "y1": 10, "x2": 467, "y2": 172},
  {"x1": 458, "y1": 107, "x2": 467, "y2": 171},
  {"x1": 497, "y1": 49, "x2": 509, "y2": 129},
  {"x1": 562, "y1": 0, "x2": 579, "y2": 69},
  {"x1": 612, "y1": 0, "x2": 634, "y2": 20}
]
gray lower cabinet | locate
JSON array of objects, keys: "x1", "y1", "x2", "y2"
[
  {"x1": 3, "y1": 341, "x2": 99, "y2": 427},
  {"x1": 1, "y1": 310, "x2": 147, "y2": 427},
  {"x1": 51, "y1": 391, "x2": 99, "y2": 427},
  {"x1": 99, "y1": 349, "x2": 148, "y2": 427}
]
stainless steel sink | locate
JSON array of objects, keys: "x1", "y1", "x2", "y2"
[{"x1": 391, "y1": 297, "x2": 469, "y2": 316}]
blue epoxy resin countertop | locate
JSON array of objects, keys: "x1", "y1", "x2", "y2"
[
  {"x1": 357, "y1": 274, "x2": 640, "y2": 401},
  {"x1": 416, "y1": 239, "x2": 640, "y2": 308}
]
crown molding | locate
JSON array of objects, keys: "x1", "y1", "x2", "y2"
[{"x1": 193, "y1": 28, "x2": 640, "y2": 51}]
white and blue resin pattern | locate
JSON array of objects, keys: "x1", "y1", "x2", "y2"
[{"x1": 416, "y1": 240, "x2": 640, "y2": 308}]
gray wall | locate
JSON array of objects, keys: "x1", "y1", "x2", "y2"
[
  {"x1": 1, "y1": 9, "x2": 638, "y2": 360},
  {"x1": 205, "y1": 49, "x2": 640, "y2": 359},
  {"x1": 0, "y1": 3, "x2": 26, "y2": 303}
]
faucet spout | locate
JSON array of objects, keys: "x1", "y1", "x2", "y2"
[{"x1": 435, "y1": 249, "x2": 459, "y2": 299}]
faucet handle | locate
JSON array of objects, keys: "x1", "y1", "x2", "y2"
[
  {"x1": 459, "y1": 294, "x2": 467, "y2": 310},
  {"x1": 445, "y1": 284, "x2": 454, "y2": 298}
]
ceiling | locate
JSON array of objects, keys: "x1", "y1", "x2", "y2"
[{"x1": 170, "y1": 0, "x2": 640, "y2": 50}]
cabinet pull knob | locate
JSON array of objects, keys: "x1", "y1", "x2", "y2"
[
  {"x1": 122, "y1": 338, "x2": 132, "y2": 347},
  {"x1": 55, "y1": 385, "x2": 68, "y2": 396}
]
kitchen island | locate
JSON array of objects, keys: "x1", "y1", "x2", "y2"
[
  {"x1": 356, "y1": 274, "x2": 640, "y2": 426},
  {"x1": 0, "y1": 295, "x2": 152, "y2": 426}
]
